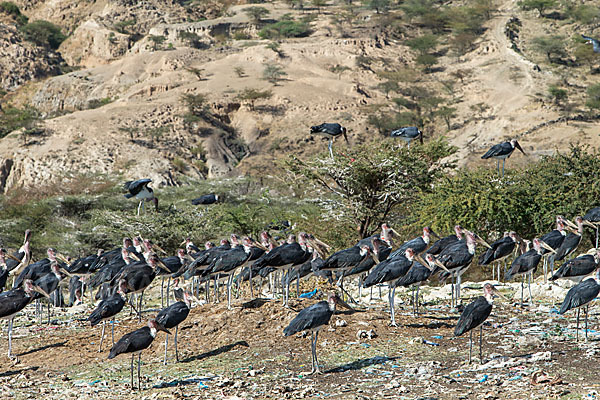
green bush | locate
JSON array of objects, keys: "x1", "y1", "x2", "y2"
[
  {"x1": 19, "y1": 20, "x2": 66, "y2": 49},
  {"x1": 586, "y1": 83, "x2": 600, "y2": 110},
  {"x1": 417, "y1": 145, "x2": 600, "y2": 241},
  {"x1": 258, "y1": 20, "x2": 311, "y2": 39},
  {"x1": 0, "y1": 1, "x2": 28, "y2": 25},
  {"x1": 0, "y1": 106, "x2": 40, "y2": 138}
]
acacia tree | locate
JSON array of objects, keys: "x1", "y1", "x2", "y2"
[{"x1": 285, "y1": 139, "x2": 456, "y2": 238}]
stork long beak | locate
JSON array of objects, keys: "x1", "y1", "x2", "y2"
[
  {"x1": 128, "y1": 252, "x2": 140, "y2": 261},
  {"x1": 335, "y1": 295, "x2": 353, "y2": 311},
  {"x1": 180, "y1": 240, "x2": 187, "y2": 246},
  {"x1": 56, "y1": 254, "x2": 71, "y2": 266},
  {"x1": 565, "y1": 225, "x2": 579, "y2": 235},
  {"x1": 390, "y1": 228, "x2": 401, "y2": 238},
  {"x1": 563, "y1": 219, "x2": 578, "y2": 229},
  {"x1": 157, "y1": 260, "x2": 171, "y2": 272},
  {"x1": 583, "y1": 220, "x2": 597, "y2": 228},
  {"x1": 33, "y1": 285, "x2": 51, "y2": 299},
  {"x1": 433, "y1": 258, "x2": 451, "y2": 273},
  {"x1": 59, "y1": 267, "x2": 73, "y2": 277},
  {"x1": 491, "y1": 286, "x2": 508, "y2": 301},
  {"x1": 430, "y1": 229, "x2": 440, "y2": 239},
  {"x1": 514, "y1": 141, "x2": 526, "y2": 155},
  {"x1": 154, "y1": 244, "x2": 168, "y2": 255},
  {"x1": 372, "y1": 252, "x2": 380, "y2": 264},
  {"x1": 254, "y1": 242, "x2": 268, "y2": 251},
  {"x1": 539, "y1": 240, "x2": 557, "y2": 254},
  {"x1": 475, "y1": 235, "x2": 492, "y2": 249},
  {"x1": 415, "y1": 255, "x2": 433, "y2": 271},
  {"x1": 7, "y1": 254, "x2": 21, "y2": 263},
  {"x1": 156, "y1": 324, "x2": 171, "y2": 335},
  {"x1": 312, "y1": 237, "x2": 331, "y2": 250}
]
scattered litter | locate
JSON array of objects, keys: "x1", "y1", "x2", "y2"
[
  {"x1": 478, "y1": 374, "x2": 488, "y2": 383},
  {"x1": 530, "y1": 371, "x2": 563, "y2": 386},
  {"x1": 432, "y1": 335, "x2": 444, "y2": 339},
  {"x1": 335, "y1": 319, "x2": 347, "y2": 327},
  {"x1": 423, "y1": 340, "x2": 439, "y2": 346},
  {"x1": 299, "y1": 289, "x2": 318, "y2": 298},
  {"x1": 356, "y1": 329, "x2": 377, "y2": 340}
]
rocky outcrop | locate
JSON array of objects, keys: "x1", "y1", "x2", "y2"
[
  {"x1": 0, "y1": 158, "x2": 13, "y2": 194},
  {"x1": 0, "y1": 23, "x2": 62, "y2": 91},
  {"x1": 59, "y1": 20, "x2": 131, "y2": 67}
]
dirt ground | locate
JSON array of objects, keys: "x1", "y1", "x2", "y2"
[{"x1": 0, "y1": 278, "x2": 598, "y2": 400}]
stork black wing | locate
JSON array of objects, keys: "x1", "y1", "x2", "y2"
[
  {"x1": 559, "y1": 278, "x2": 600, "y2": 314},
  {"x1": 283, "y1": 301, "x2": 332, "y2": 336},
  {"x1": 124, "y1": 179, "x2": 152, "y2": 198},
  {"x1": 156, "y1": 301, "x2": 190, "y2": 329},
  {"x1": 454, "y1": 296, "x2": 492, "y2": 336}
]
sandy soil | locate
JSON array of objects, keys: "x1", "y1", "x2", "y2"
[{"x1": 0, "y1": 275, "x2": 598, "y2": 400}]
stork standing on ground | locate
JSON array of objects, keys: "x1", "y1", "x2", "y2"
[
  {"x1": 559, "y1": 272, "x2": 600, "y2": 342},
  {"x1": 0, "y1": 279, "x2": 38, "y2": 358},
  {"x1": 5, "y1": 230, "x2": 32, "y2": 278},
  {"x1": 391, "y1": 226, "x2": 438, "y2": 258},
  {"x1": 539, "y1": 217, "x2": 570, "y2": 282},
  {"x1": 551, "y1": 250, "x2": 600, "y2": 283},
  {"x1": 156, "y1": 291, "x2": 196, "y2": 364},
  {"x1": 481, "y1": 139, "x2": 526, "y2": 177},
  {"x1": 555, "y1": 216, "x2": 590, "y2": 262},
  {"x1": 283, "y1": 292, "x2": 352, "y2": 375},
  {"x1": 390, "y1": 126, "x2": 423, "y2": 148},
  {"x1": 427, "y1": 225, "x2": 463, "y2": 255},
  {"x1": 123, "y1": 179, "x2": 158, "y2": 216},
  {"x1": 479, "y1": 231, "x2": 520, "y2": 281},
  {"x1": 401, "y1": 253, "x2": 440, "y2": 315},
  {"x1": 310, "y1": 123, "x2": 348, "y2": 160},
  {"x1": 108, "y1": 319, "x2": 170, "y2": 390},
  {"x1": 454, "y1": 283, "x2": 505, "y2": 364},
  {"x1": 505, "y1": 238, "x2": 545, "y2": 306},
  {"x1": 88, "y1": 280, "x2": 128, "y2": 352},
  {"x1": 319, "y1": 244, "x2": 373, "y2": 303},
  {"x1": 583, "y1": 206, "x2": 600, "y2": 248}
]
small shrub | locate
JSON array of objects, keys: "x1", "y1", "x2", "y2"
[
  {"x1": 0, "y1": 1, "x2": 28, "y2": 25},
  {"x1": 258, "y1": 20, "x2": 311, "y2": 39},
  {"x1": 172, "y1": 157, "x2": 188, "y2": 173},
  {"x1": 87, "y1": 97, "x2": 113, "y2": 109},
  {"x1": 586, "y1": 83, "x2": 600, "y2": 111},
  {"x1": 262, "y1": 64, "x2": 287, "y2": 84},
  {"x1": 548, "y1": 85, "x2": 567, "y2": 104},
  {"x1": 19, "y1": 20, "x2": 66, "y2": 50}
]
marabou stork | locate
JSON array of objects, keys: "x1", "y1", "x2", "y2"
[
  {"x1": 0, "y1": 279, "x2": 39, "y2": 358},
  {"x1": 159, "y1": 249, "x2": 193, "y2": 307},
  {"x1": 88, "y1": 280, "x2": 128, "y2": 351},
  {"x1": 283, "y1": 292, "x2": 352, "y2": 375},
  {"x1": 344, "y1": 238, "x2": 391, "y2": 298},
  {"x1": 156, "y1": 291, "x2": 196, "y2": 364},
  {"x1": 363, "y1": 248, "x2": 418, "y2": 326},
  {"x1": 31, "y1": 261, "x2": 72, "y2": 323},
  {"x1": 191, "y1": 193, "x2": 219, "y2": 205},
  {"x1": 286, "y1": 250, "x2": 334, "y2": 295},
  {"x1": 582, "y1": 35, "x2": 600, "y2": 53},
  {"x1": 432, "y1": 231, "x2": 490, "y2": 307},
  {"x1": 310, "y1": 123, "x2": 348, "y2": 160},
  {"x1": 108, "y1": 319, "x2": 170, "y2": 390},
  {"x1": 251, "y1": 233, "x2": 311, "y2": 306},
  {"x1": 583, "y1": 206, "x2": 600, "y2": 248},
  {"x1": 319, "y1": 244, "x2": 373, "y2": 302},
  {"x1": 356, "y1": 223, "x2": 398, "y2": 249},
  {"x1": 68, "y1": 275, "x2": 84, "y2": 306},
  {"x1": 207, "y1": 237, "x2": 265, "y2": 309},
  {"x1": 0, "y1": 249, "x2": 9, "y2": 292},
  {"x1": 454, "y1": 283, "x2": 505, "y2": 364},
  {"x1": 390, "y1": 226, "x2": 438, "y2": 257},
  {"x1": 559, "y1": 274, "x2": 600, "y2": 342},
  {"x1": 123, "y1": 179, "x2": 158, "y2": 216},
  {"x1": 401, "y1": 253, "x2": 439, "y2": 315},
  {"x1": 481, "y1": 139, "x2": 526, "y2": 177},
  {"x1": 116, "y1": 255, "x2": 171, "y2": 321},
  {"x1": 427, "y1": 225, "x2": 463, "y2": 255},
  {"x1": 390, "y1": 126, "x2": 423, "y2": 148},
  {"x1": 479, "y1": 231, "x2": 520, "y2": 282},
  {"x1": 505, "y1": 238, "x2": 544, "y2": 306},
  {"x1": 88, "y1": 247, "x2": 138, "y2": 296},
  {"x1": 539, "y1": 217, "x2": 570, "y2": 282},
  {"x1": 5, "y1": 230, "x2": 32, "y2": 277},
  {"x1": 555, "y1": 216, "x2": 591, "y2": 261},
  {"x1": 551, "y1": 250, "x2": 600, "y2": 283}
]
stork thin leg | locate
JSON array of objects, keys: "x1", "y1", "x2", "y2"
[
  {"x1": 496, "y1": 160, "x2": 499, "y2": 176},
  {"x1": 521, "y1": 276, "x2": 524, "y2": 307},
  {"x1": 137, "y1": 201, "x2": 143, "y2": 216},
  {"x1": 390, "y1": 287, "x2": 397, "y2": 327},
  {"x1": 469, "y1": 330, "x2": 473, "y2": 364},
  {"x1": 164, "y1": 332, "x2": 169, "y2": 365},
  {"x1": 99, "y1": 321, "x2": 106, "y2": 352},
  {"x1": 214, "y1": 276, "x2": 218, "y2": 303},
  {"x1": 596, "y1": 226, "x2": 598, "y2": 249},
  {"x1": 111, "y1": 317, "x2": 115, "y2": 344},
  {"x1": 138, "y1": 351, "x2": 142, "y2": 390},
  {"x1": 576, "y1": 308, "x2": 580, "y2": 342},
  {"x1": 296, "y1": 272, "x2": 300, "y2": 298},
  {"x1": 7, "y1": 317, "x2": 13, "y2": 358},
  {"x1": 309, "y1": 331, "x2": 315, "y2": 373},
  {"x1": 479, "y1": 325, "x2": 483, "y2": 364},
  {"x1": 161, "y1": 277, "x2": 165, "y2": 308},
  {"x1": 585, "y1": 306, "x2": 589, "y2": 342},
  {"x1": 309, "y1": 330, "x2": 322, "y2": 374},
  {"x1": 528, "y1": 272, "x2": 533, "y2": 303},
  {"x1": 137, "y1": 291, "x2": 144, "y2": 322},
  {"x1": 227, "y1": 273, "x2": 234, "y2": 310},
  {"x1": 412, "y1": 285, "x2": 416, "y2": 316},
  {"x1": 249, "y1": 268, "x2": 254, "y2": 299},
  {"x1": 328, "y1": 139, "x2": 334, "y2": 160},
  {"x1": 166, "y1": 277, "x2": 171, "y2": 307},
  {"x1": 502, "y1": 159, "x2": 505, "y2": 177},
  {"x1": 451, "y1": 275, "x2": 455, "y2": 308},
  {"x1": 130, "y1": 353, "x2": 134, "y2": 389},
  {"x1": 543, "y1": 257, "x2": 547, "y2": 284},
  {"x1": 175, "y1": 326, "x2": 179, "y2": 362}
]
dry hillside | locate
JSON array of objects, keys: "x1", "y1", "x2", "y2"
[{"x1": 0, "y1": 0, "x2": 599, "y2": 192}]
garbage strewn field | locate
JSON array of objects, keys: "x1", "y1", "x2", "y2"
[{"x1": 0, "y1": 279, "x2": 598, "y2": 400}]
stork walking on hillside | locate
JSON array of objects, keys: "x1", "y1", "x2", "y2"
[
  {"x1": 481, "y1": 139, "x2": 526, "y2": 177},
  {"x1": 124, "y1": 179, "x2": 158, "y2": 215},
  {"x1": 310, "y1": 123, "x2": 348, "y2": 160}
]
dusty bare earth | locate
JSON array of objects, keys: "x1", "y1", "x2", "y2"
[{"x1": 1, "y1": 277, "x2": 598, "y2": 400}]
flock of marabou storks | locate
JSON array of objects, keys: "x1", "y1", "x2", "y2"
[{"x1": 2, "y1": 132, "x2": 600, "y2": 388}]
